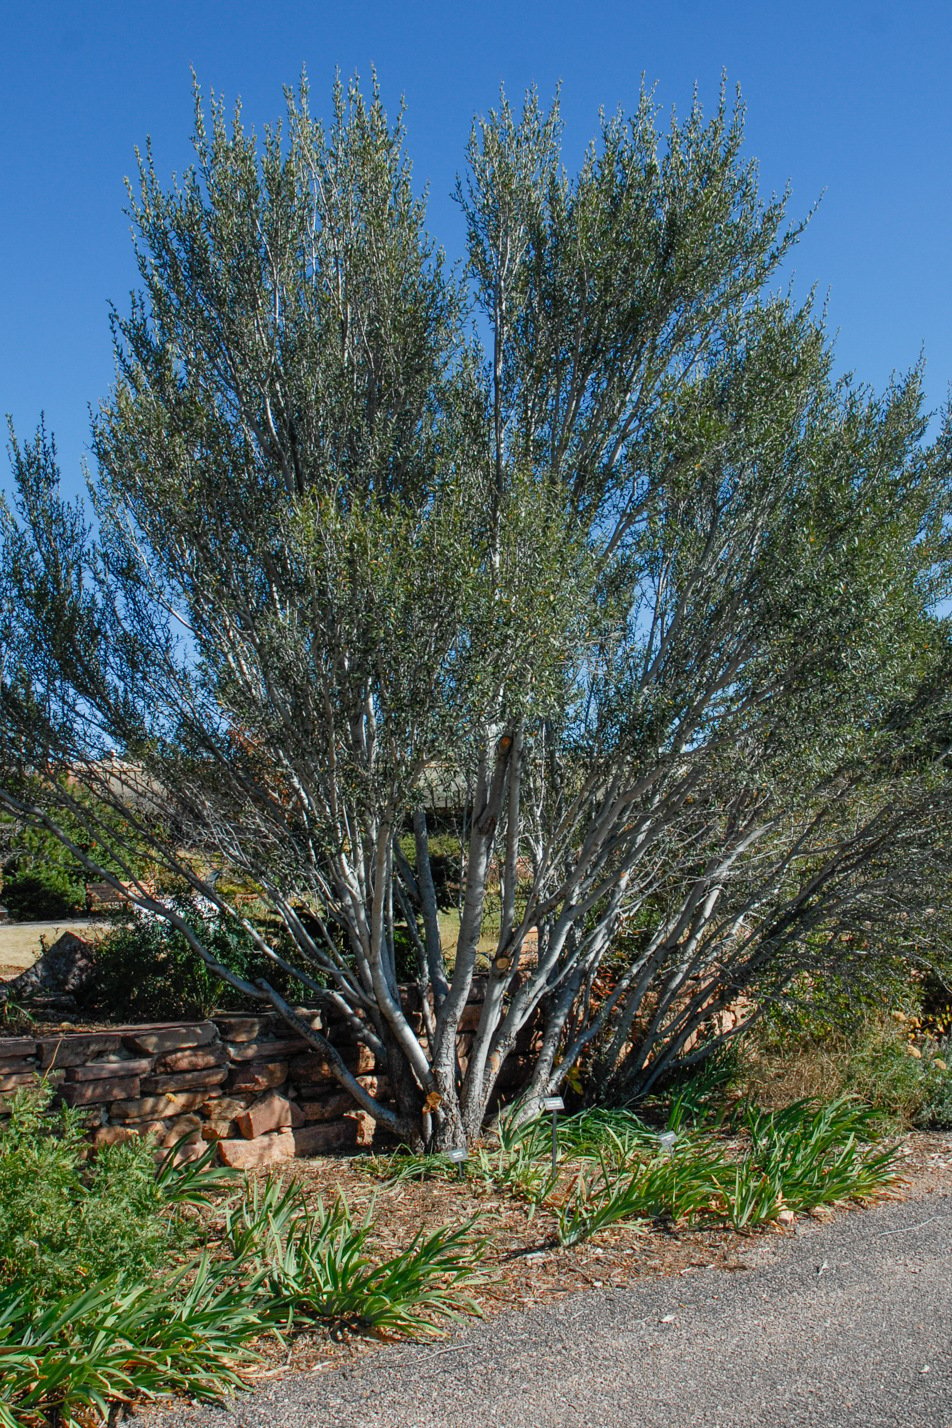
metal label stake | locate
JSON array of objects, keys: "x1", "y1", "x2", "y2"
[{"x1": 541, "y1": 1095, "x2": 565, "y2": 1173}]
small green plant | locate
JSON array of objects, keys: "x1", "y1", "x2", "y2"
[
  {"x1": 0, "y1": 1085, "x2": 207, "y2": 1306},
  {"x1": 0, "y1": 1093, "x2": 487, "y2": 1423},
  {"x1": 0, "y1": 1086, "x2": 263, "y2": 1426},
  {"x1": 0, "y1": 1260, "x2": 270, "y2": 1428},
  {"x1": 555, "y1": 1108, "x2": 658, "y2": 1167},
  {"x1": 224, "y1": 1183, "x2": 484, "y2": 1338},
  {"x1": 85, "y1": 898, "x2": 311, "y2": 1020},
  {"x1": 556, "y1": 1138, "x2": 731, "y2": 1246},
  {"x1": 656, "y1": 1046, "x2": 743, "y2": 1133},
  {"x1": 361, "y1": 1150, "x2": 463, "y2": 1185},
  {"x1": 741, "y1": 1097, "x2": 898, "y2": 1210},
  {"x1": 555, "y1": 1162, "x2": 652, "y2": 1248},
  {"x1": 919, "y1": 1038, "x2": 952, "y2": 1129},
  {"x1": 719, "y1": 1161, "x2": 782, "y2": 1230},
  {"x1": 468, "y1": 1111, "x2": 560, "y2": 1207}
]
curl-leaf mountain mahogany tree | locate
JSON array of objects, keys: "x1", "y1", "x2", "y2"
[{"x1": 2, "y1": 79, "x2": 950, "y2": 1147}]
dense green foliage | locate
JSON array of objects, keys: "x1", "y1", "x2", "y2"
[
  {"x1": 369, "y1": 1093, "x2": 899, "y2": 1248},
  {"x1": 0, "y1": 1086, "x2": 483, "y2": 1426},
  {"x1": 85, "y1": 901, "x2": 310, "y2": 1020},
  {"x1": 0, "y1": 1088, "x2": 201, "y2": 1305}
]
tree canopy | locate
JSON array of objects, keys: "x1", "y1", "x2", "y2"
[{"x1": 1, "y1": 76, "x2": 950, "y2": 1146}]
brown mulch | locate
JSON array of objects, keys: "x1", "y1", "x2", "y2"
[{"x1": 209, "y1": 1128, "x2": 952, "y2": 1388}]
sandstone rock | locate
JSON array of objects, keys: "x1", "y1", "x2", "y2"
[
  {"x1": 0, "y1": 1037, "x2": 37, "y2": 1060},
  {"x1": 65, "y1": 1058, "x2": 153, "y2": 1082},
  {"x1": 228, "y1": 1060, "x2": 288, "y2": 1094},
  {"x1": 92, "y1": 1125, "x2": 140, "y2": 1148},
  {"x1": 155, "y1": 1046, "x2": 226, "y2": 1074},
  {"x1": 140, "y1": 1066, "x2": 229, "y2": 1095},
  {"x1": 126, "y1": 1022, "x2": 217, "y2": 1056},
  {"x1": 134, "y1": 1119, "x2": 172, "y2": 1141},
  {"x1": 292, "y1": 1119, "x2": 358, "y2": 1156},
  {"x1": 61, "y1": 1075, "x2": 141, "y2": 1106},
  {"x1": 224, "y1": 1036, "x2": 308, "y2": 1063},
  {"x1": 217, "y1": 1130, "x2": 295, "y2": 1169},
  {"x1": 0, "y1": 932, "x2": 96, "y2": 1003},
  {"x1": 288, "y1": 1042, "x2": 376, "y2": 1083},
  {"x1": 235, "y1": 1090, "x2": 294, "y2": 1139},
  {"x1": 296, "y1": 1090, "x2": 357, "y2": 1123},
  {"x1": 211, "y1": 1015, "x2": 268, "y2": 1042},
  {"x1": 200, "y1": 1122, "x2": 230, "y2": 1141},
  {"x1": 110, "y1": 1090, "x2": 211, "y2": 1122},
  {"x1": 346, "y1": 1110, "x2": 376, "y2": 1147},
  {"x1": 38, "y1": 1033, "x2": 122, "y2": 1069},
  {"x1": 200, "y1": 1094, "x2": 249, "y2": 1125},
  {"x1": 160, "y1": 1114, "x2": 204, "y2": 1147}
]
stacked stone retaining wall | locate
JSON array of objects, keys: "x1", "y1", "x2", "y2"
[
  {"x1": 0, "y1": 1012, "x2": 387, "y2": 1166},
  {"x1": 0, "y1": 992, "x2": 535, "y2": 1165}
]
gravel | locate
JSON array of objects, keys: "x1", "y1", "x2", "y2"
[{"x1": 143, "y1": 1186, "x2": 952, "y2": 1428}]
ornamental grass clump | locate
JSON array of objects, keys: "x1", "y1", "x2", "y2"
[
  {"x1": 222, "y1": 1178, "x2": 484, "y2": 1339},
  {"x1": 739, "y1": 1097, "x2": 899, "y2": 1212},
  {"x1": 555, "y1": 1137, "x2": 732, "y2": 1247}
]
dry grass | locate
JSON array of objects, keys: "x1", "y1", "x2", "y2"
[{"x1": 734, "y1": 1036, "x2": 853, "y2": 1109}]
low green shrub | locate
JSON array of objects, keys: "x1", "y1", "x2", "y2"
[
  {"x1": 0, "y1": 1085, "x2": 263, "y2": 1426},
  {"x1": 85, "y1": 899, "x2": 310, "y2": 1020},
  {"x1": 0, "y1": 1087, "x2": 486, "y2": 1425},
  {"x1": 0, "y1": 870, "x2": 84, "y2": 922},
  {"x1": 0, "y1": 1086, "x2": 208, "y2": 1306},
  {"x1": 916, "y1": 1037, "x2": 952, "y2": 1130},
  {"x1": 738, "y1": 1006, "x2": 952, "y2": 1131},
  {"x1": 840, "y1": 1017, "x2": 934, "y2": 1125}
]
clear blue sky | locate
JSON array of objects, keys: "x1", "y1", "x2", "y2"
[{"x1": 2, "y1": 0, "x2": 950, "y2": 493}]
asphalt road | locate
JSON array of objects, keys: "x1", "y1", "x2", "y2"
[{"x1": 149, "y1": 1189, "x2": 951, "y2": 1428}]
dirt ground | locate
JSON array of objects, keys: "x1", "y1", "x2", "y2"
[{"x1": 0, "y1": 920, "x2": 106, "y2": 980}]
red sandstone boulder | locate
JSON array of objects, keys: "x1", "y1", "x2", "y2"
[
  {"x1": 217, "y1": 1130, "x2": 295, "y2": 1168},
  {"x1": 235, "y1": 1090, "x2": 295, "y2": 1139}
]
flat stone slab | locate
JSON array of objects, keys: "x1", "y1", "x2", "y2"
[
  {"x1": 227, "y1": 1060, "x2": 289, "y2": 1093},
  {"x1": 61, "y1": 1075, "x2": 142, "y2": 1106},
  {"x1": 38, "y1": 1034, "x2": 123, "y2": 1068},
  {"x1": 224, "y1": 1036, "x2": 308, "y2": 1062},
  {"x1": 65, "y1": 1058, "x2": 153, "y2": 1081},
  {"x1": 125, "y1": 1022, "x2": 217, "y2": 1055},
  {"x1": 140, "y1": 1067, "x2": 229, "y2": 1094},
  {"x1": 0, "y1": 1037, "x2": 38, "y2": 1059}
]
